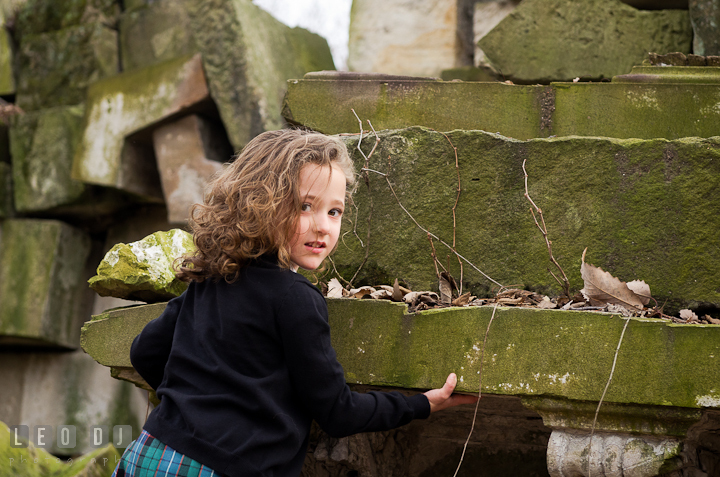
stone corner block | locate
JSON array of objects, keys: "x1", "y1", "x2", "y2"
[
  {"x1": 71, "y1": 53, "x2": 209, "y2": 198},
  {"x1": 0, "y1": 219, "x2": 91, "y2": 348}
]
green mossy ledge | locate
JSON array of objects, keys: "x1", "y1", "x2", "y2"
[
  {"x1": 333, "y1": 128, "x2": 720, "y2": 312},
  {"x1": 282, "y1": 77, "x2": 720, "y2": 140},
  {"x1": 81, "y1": 299, "x2": 720, "y2": 412}
]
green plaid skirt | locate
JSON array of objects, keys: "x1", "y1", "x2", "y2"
[{"x1": 112, "y1": 430, "x2": 224, "y2": 477}]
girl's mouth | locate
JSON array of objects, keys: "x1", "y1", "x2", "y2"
[{"x1": 305, "y1": 242, "x2": 326, "y2": 253}]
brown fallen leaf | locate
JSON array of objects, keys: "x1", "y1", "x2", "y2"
[
  {"x1": 439, "y1": 274, "x2": 453, "y2": 305},
  {"x1": 392, "y1": 278, "x2": 404, "y2": 302},
  {"x1": 580, "y1": 248, "x2": 644, "y2": 310},
  {"x1": 538, "y1": 297, "x2": 557, "y2": 309},
  {"x1": 626, "y1": 280, "x2": 652, "y2": 306},
  {"x1": 350, "y1": 286, "x2": 375, "y2": 299},
  {"x1": 327, "y1": 278, "x2": 345, "y2": 298},
  {"x1": 371, "y1": 289, "x2": 392, "y2": 300},
  {"x1": 704, "y1": 315, "x2": 720, "y2": 325},
  {"x1": 452, "y1": 292, "x2": 475, "y2": 307},
  {"x1": 679, "y1": 309, "x2": 698, "y2": 323}
]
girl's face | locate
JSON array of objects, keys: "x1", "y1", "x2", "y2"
[{"x1": 289, "y1": 162, "x2": 346, "y2": 272}]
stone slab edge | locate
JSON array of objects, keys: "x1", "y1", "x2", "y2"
[{"x1": 82, "y1": 299, "x2": 720, "y2": 411}]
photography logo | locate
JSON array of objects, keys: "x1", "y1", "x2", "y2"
[{"x1": 9, "y1": 425, "x2": 133, "y2": 449}]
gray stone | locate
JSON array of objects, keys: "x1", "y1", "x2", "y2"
[
  {"x1": 152, "y1": 115, "x2": 229, "y2": 224},
  {"x1": 473, "y1": 0, "x2": 519, "y2": 69},
  {"x1": 184, "y1": 0, "x2": 335, "y2": 150},
  {"x1": 348, "y1": 0, "x2": 471, "y2": 78},
  {"x1": 119, "y1": 0, "x2": 197, "y2": 72},
  {"x1": 15, "y1": 22, "x2": 119, "y2": 111},
  {"x1": 71, "y1": 54, "x2": 209, "y2": 197},
  {"x1": 0, "y1": 350, "x2": 146, "y2": 456},
  {"x1": 9, "y1": 105, "x2": 87, "y2": 212},
  {"x1": 0, "y1": 162, "x2": 11, "y2": 218},
  {"x1": 0, "y1": 219, "x2": 92, "y2": 348},
  {"x1": 478, "y1": 0, "x2": 692, "y2": 83},
  {"x1": 88, "y1": 229, "x2": 194, "y2": 303},
  {"x1": 689, "y1": 0, "x2": 720, "y2": 55}
]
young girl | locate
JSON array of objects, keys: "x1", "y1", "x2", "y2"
[{"x1": 113, "y1": 129, "x2": 476, "y2": 477}]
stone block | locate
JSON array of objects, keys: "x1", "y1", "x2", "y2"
[
  {"x1": 184, "y1": 0, "x2": 335, "y2": 150},
  {"x1": 689, "y1": 0, "x2": 720, "y2": 56},
  {"x1": 0, "y1": 350, "x2": 145, "y2": 457},
  {"x1": 119, "y1": 0, "x2": 197, "y2": 72},
  {"x1": 12, "y1": 0, "x2": 120, "y2": 41},
  {"x1": 0, "y1": 27, "x2": 14, "y2": 95},
  {"x1": 348, "y1": 0, "x2": 471, "y2": 78},
  {"x1": 88, "y1": 229, "x2": 193, "y2": 302},
  {"x1": 0, "y1": 219, "x2": 91, "y2": 348},
  {"x1": 9, "y1": 105, "x2": 87, "y2": 212},
  {"x1": 473, "y1": 0, "x2": 519, "y2": 69},
  {"x1": 15, "y1": 22, "x2": 119, "y2": 111},
  {"x1": 152, "y1": 115, "x2": 228, "y2": 223},
  {"x1": 478, "y1": 0, "x2": 692, "y2": 83},
  {"x1": 283, "y1": 76, "x2": 720, "y2": 140},
  {"x1": 71, "y1": 54, "x2": 209, "y2": 196},
  {"x1": 334, "y1": 128, "x2": 720, "y2": 311},
  {"x1": 0, "y1": 162, "x2": 11, "y2": 217}
]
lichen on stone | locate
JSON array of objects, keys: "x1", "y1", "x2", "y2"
[{"x1": 89, "y1": 229, "x2": 195, "y2": 303}]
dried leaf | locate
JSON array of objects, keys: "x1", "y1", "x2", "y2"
[
  {"x1": 350, "y1": 286, "x2": 375, "y2": 299},
  {"x1": 679, "y1": 309, "x2": 698, "y2": 323},
  {"x1": 439, "y1": 274, "x2": 452, "y2": 305},
  {"x1": 538, "y1": 297, "x2": 557, "y2": 309},
  {"x1": 607, "y1": 303, "x2": 634, "y2": 317},
  {"x1": 704, "y1": 315, "x2": 720, "y2": 325},
  {"x1": 452, "y1": 292, "x2": 475, "y2": 307},
  {"x1": 327, "y1": 278, "x2": 345, "y2": 298},
  {"x1": 371, "y1": 289, "x2": 392, "y2": 300},
  {"x1": 392, "y1": 278, "x2": 404, "y2": 302},
  {"x1": 626, "y1": 280, "x2": 652, "y2": 306},
  {"x1": 580, "y1": 248, "x2": 644, "y2": 310}
]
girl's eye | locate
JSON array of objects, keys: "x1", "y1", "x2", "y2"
[
  {"x1": 301, "y1": 203, "x2": 312, "y2": 212},
  {"x1": 329, "y1": 208, "x2": 343, "y2": 218}
]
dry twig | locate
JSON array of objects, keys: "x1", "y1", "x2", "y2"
[{"x1": 522, "y1": 158, "x2": 571, "y2": 297}]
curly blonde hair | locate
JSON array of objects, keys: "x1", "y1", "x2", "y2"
[{"x1": 176, "y1": 129, "x2": 355, "y2": 282}]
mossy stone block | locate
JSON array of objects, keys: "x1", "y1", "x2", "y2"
[
  {"x1": 71, "y1": 54, "x2": 209, "y2": 192},
  {"x1": 0, "y1": 219, "x2": 91, "y2": 348},
  {"x1": 0, "y1": 27, "x2": 14, "y2": 96},
  {"x1": 15, "y1": 23, "x2": 118, "y2": 111},
  {"x1": 89, "y1": 229, "x2": 194, "y2": 303},
  {"x1": 0, "y1": 162, "x2": 11, "y2": 218},
  {"x1": 81, "y1": 302, "x2": 168, "y2": 367},
  {"x1": 477, "y1": 0, "x2": 692, "y2": 83},
  {"x1": 13, "y1": 0, "x2": 119, "y2": 41},
  {"x1": 326, "y1": 299, "x2": 720, "y2": 410},
  {"x1": 283, "y1": 78, "x2": 546, "y2": 139},
  {"x1": 183, "y1": 0, "x2": 335, "y2": 150},
  {"x1": 119, "y1": 0, "x2": 197, "y2": 72},
  {"x1": 0, "y1": 421, "x2": 120, "y2": 476},
  {"x1": 284, "y1": 78, "x2": 720, "y2": 140},
  {"x1": 335, "y1": 128, "x2": 720, "y2": 312},
  {"x1": 9, "y1": 105, "x2": 87, "y2": 212}
]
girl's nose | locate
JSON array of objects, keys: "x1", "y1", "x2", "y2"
[{"x1": 313, "y1": 213, "x2": 330, "y2": 235}]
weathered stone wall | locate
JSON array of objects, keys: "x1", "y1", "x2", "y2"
[{"x1": 0, "y1": 0, "x2": 335, "y2": 464}]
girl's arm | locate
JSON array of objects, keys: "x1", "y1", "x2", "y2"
[{"x1": 130, "y1": 295, "x2": 183, "y2": 390}]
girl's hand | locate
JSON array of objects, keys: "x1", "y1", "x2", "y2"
[{"x1": 424, "y1": 373, "x2": 479, "y2": 413}]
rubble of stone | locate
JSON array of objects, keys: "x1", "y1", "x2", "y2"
[
  {"x1": 89, "y1": 229, "x2": 195, "y2": 303},
  {"x1": 0, "y1": 0, "x2": 335, "y2": 459}
]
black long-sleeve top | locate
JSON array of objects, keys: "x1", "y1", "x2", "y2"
[{"x1": 130, "y1": 255, "x2": 430, "y2": 476}]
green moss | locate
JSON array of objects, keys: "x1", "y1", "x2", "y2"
[
  {"x1": 0, "y1": 219, "x2": 90, "y2": 348},
  {"x1": 0, "y1": 162, "x2": 11, "y2": 217},
  {"x1": 326, "y1": 299, "x2": 720, "y2": 410},
  {"x1": 81, "y1": 302, "x2": 168, "y2": 367},
  {"x1": 0, "y1": 28, "x2": 14, "y2": 95},
  {"x1": 10, "y1": 105, "x2": 87, "y2": 212},
  {"x1": 15, "y1": 23, "x2": 119, "y2": 111},
  {"x1": 13, "y1": 0, "x2": 119, "y2": 41},
  {"x1": 332, "y1": 129, "x2": 720, "y2": 311}
]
